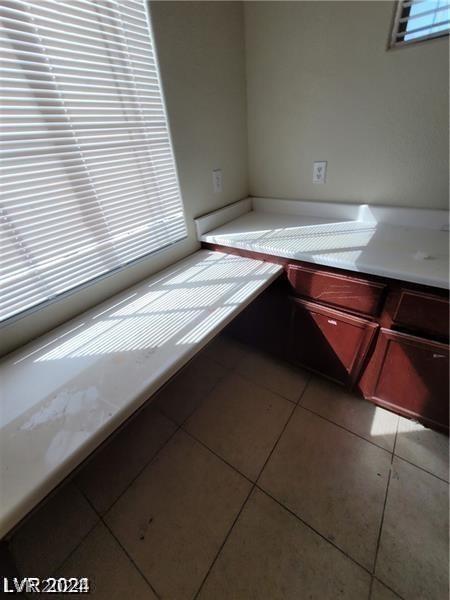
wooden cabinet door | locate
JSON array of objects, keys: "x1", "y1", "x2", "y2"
[
  {"x1": 359, "y1": 329, "x2": 449, "y2": 432},
  {"x1": 288, "y1": 298, "x2": 378, "y2": 386}
]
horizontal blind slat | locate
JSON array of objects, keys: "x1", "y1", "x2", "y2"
[
  {"x1": 1, "y1": 64, "x2": 159, "y2": 85},
  {"x1": 1, "y1": 0, "x2": 187, "y2": 322},
  {"x1": 1, "y1": 144, "x2": 173, "y2": 167},
  {"x1": 0, "y1": 39, "x2": 157, "y2": 73},
  {"x1": 0, "y1": 11, "x2": 154, "y2": 56},
  {"x1": 17, "y1": 0, "x2": 151, "y2": 38},
  {"x1": 1, "y1": 219, "x2": 187, "y2": 305},
  {"x1": 3, "y1": 204, "x2": 184, "y2": 258},
  {"x1": 1, "y1": 156, "x2": 173, "y2": 181},
  {"x1": 1, "y1": 161, "x2": 174, "y2": 190},
  {"x1": 0, "y1": 28, "x2": 158, "y2": 68}
]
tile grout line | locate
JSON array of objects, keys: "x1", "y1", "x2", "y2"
[
  {"x1": 102, "y1": 516, "x2": 162, "y2": 599},
  {"x1": 254, "y1": 372, "x2": 312, "y2": 482},
  {"x1": 36, "y1": 487, "x2": 161, "y2": 598},
  {"x1": 78, "y1": 364, "x2": 231, "y2": 519},
  {"x1": 298, "y1": 403, "x2": 396, "y2": 455},
  {"x1": 75, "y1": 422, "x2": 181, "y2": 517},
  {"x1": 181, "y1": 369, "x2": 312, "y2": 483},
  {"x1": 369, "y1": 416, "x2": 398, "y2": 591},
  {"x1": 30, "y1": 518, "x2": 99, "y2": 587},
  {"x1": 296, "y1": 373, "x2": 313, "y2": 407},
  {"x1": 255, "y1": 485, "x2": 374, "y2": 577},
  {"x1": 192, "y1": 372, "x2": 310, "y2": 599},
  {"x1": 252, "y1": 374, "x2": 394, "y2": 581},
  {"x1": 77, "y1": 485, "x2": 162, "y2": 599},
  {"x1": 67, "y1": 424, "x2": 184, "y2": 599},
  {"x1": 192, "y1": 483, "x2": 254, "y2": 600},
  {"x1": 176, "y1": 367, "x2": 233, "y2": 428},
  {"x1": 371, "y1": 576, "x2": 407, "y2": 600},
  {"x1": 209, "y1": 338, "x2": 310, "y2": 404},
  {"x1": 301, "y1": 401, "x2": 448, "y2": 483},
  {"x1": 183, "y1": 371, "x2": 311, "y2": 486},
  {"x1": 233, "y1": 369, "x2": 306, "y2": 405},
  {"x1": 184, "y1": 422, "x2": 379, "y2": 587},
  {"x1": 182, "y1": 429, "x2": 254, "y2": 485},
  {"x1": 392, "y1": 421, "x2": 399, "y2": 460},
  {"x1": 392, "y1": 454, "x2": 449, "y2": 484}
]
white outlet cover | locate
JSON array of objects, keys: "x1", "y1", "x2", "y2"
[
  {"x1": 313, "y1": 161, "x2": 327, "y2": 184},
  {"x1": 212, "y1": 169, "x2": 223, "y2": 193}
]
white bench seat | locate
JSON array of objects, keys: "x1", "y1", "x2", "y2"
[{"x1": 0, "y1": 250, "x2": 282, "y2": 538}]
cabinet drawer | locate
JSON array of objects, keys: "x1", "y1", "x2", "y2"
[
  {"x1": 287, "y1": 264, "x2": 385, "y2": 316},
  {"x1": 288, "y1": 298, "x2": 378, "y2": 385},
  {"x1": 360, "y1": 329, "x2": 449, "y2": 432},
  {"x1": 392, "y1": 290, "x2": 449, "y2": 340}
]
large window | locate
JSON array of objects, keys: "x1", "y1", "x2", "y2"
[
  {"x1": 0, "y1": 0, "x2": 187, "y2": 323},
  {"x1": 390, "y1": 0, "x2": 450, "y2": 47}
]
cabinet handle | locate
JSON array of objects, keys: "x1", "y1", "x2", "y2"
[
  {"x1": 432, "y1": 353, "x2": 446, "y2": 359},
  {"x1": 327, "y1": 319, "x2": 337, "y2": 325}
]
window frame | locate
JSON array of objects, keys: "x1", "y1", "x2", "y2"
[{"x1": 389, "y1": 0, "x2": 450, "y2": 48}]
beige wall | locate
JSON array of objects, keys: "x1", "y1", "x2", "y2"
[
  {"x1": 245, "y1": 1, "x2": 449, "y2": 209},
  {"x1": 2, "y1": 1, "x2": 248, "y2": 356},
  {"x1": 152, "y1": 1, "x2": 248, "y2": 219}
]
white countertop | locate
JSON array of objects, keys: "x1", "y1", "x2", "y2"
[
  {"x1": 198, "y1": 199, "x2": 449, "y2": 289},
  {"x1": 0, "y1": 250, "x2": 282, "y2": 538}
]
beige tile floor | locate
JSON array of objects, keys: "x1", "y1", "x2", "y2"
[{"x1": 8, "y1": 334, "x2": 449, "y2": 600}]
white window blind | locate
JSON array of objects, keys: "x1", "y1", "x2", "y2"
[
  {"x1": 0, "y1": 0, "x2": 187, "y2": 323},
  {"x1": 390, "y1": 0, "x2": 450, "y2": 47}
]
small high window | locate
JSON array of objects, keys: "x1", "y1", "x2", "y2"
[{"x1": 390, "y1": 0, "x2": 450, "y2": 47}]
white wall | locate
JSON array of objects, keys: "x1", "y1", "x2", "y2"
[
  {"x1": 245, "y1": 1, "x2": 449, "y2": 209},
  {"x1": 1, "y1": 1, "x2": 248, "y2": 356},
  {"x1": 152, "y1": 1, "x2": 248, "y2": 219}
]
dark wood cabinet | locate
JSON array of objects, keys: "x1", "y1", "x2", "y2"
[
  {"x1": 227, "y1": 277, "x2": 291, "y2": 357},
  {"x1": 359, "y1": 329, "x2": 449, "y2": 431},
  {"x1": 289, "y1": 298, "x2": 378, "y2": 386},
  {"x1": 391, "y1": 289, "x2": 449, "y2": 341},
  {"x1": 202, "y1": 241, "x2": 449, "y2": 433},
  {"x1": 287, "y1": 264, "x2": 386, "y2": 317}
]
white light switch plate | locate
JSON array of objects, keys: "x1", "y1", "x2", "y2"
[
  {"x1": 313, "y1": 161, "x2": 327, "y2": 184},
  {"x1": 212, "y1": 169, "x2": 223, "y2": 193}
]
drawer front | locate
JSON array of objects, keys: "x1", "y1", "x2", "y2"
[
  {"x1": 287, "y1": 264, "x2": 385, "y2": 316},
  {"x1": 393, "y1": 290, "x2": 449, "y2": 339},
  {"x1": 360, "y1": 329, "x2": 449, "y2": 431},
  {"x1": 288, "y1": 298, "x2": 378, "y2": 385}
]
